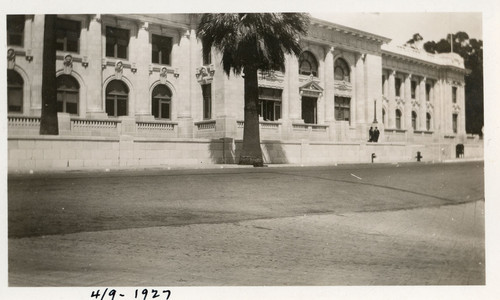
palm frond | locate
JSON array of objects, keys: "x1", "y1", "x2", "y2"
[{"x1": 196, "y1": 13, "x2": 310, "y2": 76}]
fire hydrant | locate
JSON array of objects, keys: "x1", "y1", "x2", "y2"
[
  {"x1": 371, "y1": 153, "x2": 376, "y2": 163},
  {"x1": 416, "y1": 151, "x2": 423, "y2": 162}
]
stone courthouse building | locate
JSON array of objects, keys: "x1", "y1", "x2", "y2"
[{"x1": 6, "y1": 14, "x2": 483, "y2": 171}]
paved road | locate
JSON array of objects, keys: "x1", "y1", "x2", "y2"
[{"x1": 8, "y1": 162, "x2": 485, "y2": 287}]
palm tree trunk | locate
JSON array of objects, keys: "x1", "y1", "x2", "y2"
[
  {"x1": 239, "y1": 66, "x2": 264, "y2": 166},
  {"x1": 39, "y1": 14, "x2": 58, "y2": 135}
]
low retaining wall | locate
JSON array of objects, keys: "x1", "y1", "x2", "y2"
[{"x1": 8, "y1": 135, "x2": 484, "y2": 173}]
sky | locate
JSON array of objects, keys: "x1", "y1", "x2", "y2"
[{"x1": 311, "y1": 12, "x2": 483, "y2": 46}]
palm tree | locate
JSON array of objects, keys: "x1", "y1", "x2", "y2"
[
  {"x1": 40, "y1": 14, "x2": 58, "y2": 135},
  {"x1": 197, "y1": 13, "x2": 310, "y2": 166}
]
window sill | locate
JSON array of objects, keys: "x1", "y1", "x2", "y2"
[{"x1": 384, "y1": 128, "x2": 406, "y2": 133}]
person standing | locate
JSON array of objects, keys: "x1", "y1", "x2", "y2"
[
  {"x1": 368, "y1": 127, "x2": 374, "y2": 142},
  {"x1": 374, "y1": 127, "x2": 380, "y2": 142}
]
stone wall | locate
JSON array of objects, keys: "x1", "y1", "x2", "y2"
[{"x1": 8, "y1": 135, "x2": 483, "y2": 173}]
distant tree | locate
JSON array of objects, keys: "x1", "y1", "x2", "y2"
[
  {"x1": 406, "y1": 33, "x2": 423, "y2": 46},
  {"x1": 39, "y1": 15, "x2": 59, "y2": 135},
  {"x1": 197, "y1": 13, "x2": 310, "y2": 165},
  {"x1": 423, "y1": 32, "x2": 483, "y2": 136}
]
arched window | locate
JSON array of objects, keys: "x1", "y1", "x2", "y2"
[
  {"x1": 395, "y1": 109, "x2": 402, "y2": 129},
  {"x1": 57, "y1": 75, "x2": 79, "y2": 114},
  {"x1": 412, "y1": 111, "x2": 417, "y2": 130},
  {"x1": 299, "y1": 51, "x2": 318, "y2": 77},
  {"x1": 334, "y1": 58, "x2": 350, "y2": 82},
  {"x1": 426, "y1": 113, "x2": 431, "y2": 131},
  {"x1": 105, "y1": 80, "x2": 129, "y2": 117},
  {"x1": 7, "y1": 70, "x2": 23, "y2": 113},
  {"x1": 152, "y1": 84, "x2": 172, "y2": 119}
]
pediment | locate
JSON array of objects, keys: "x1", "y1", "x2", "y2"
[{"x1": 300, "y1": 80, "x2": 324, "y2": 92}]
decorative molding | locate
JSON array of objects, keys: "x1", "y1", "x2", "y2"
[
  {"x1": 102, "y1": 58, "x2": 107, "y2": 69},
  {"x1": 92, "y1": 14, "x2": 102, "y2": 24},
  {"x1": 63, "y1": 54, "x2": 73, "y2": 74},
  {"x1": 452, "y1": 103, "x2": 461, "y2": 113},
  {"x1": 159, "y1": 66, "x2": 168, "y2": 84},
  {"x1": 82, "y1": 56, "x2": 89, "y2": 68},
  {"x1": 426, "y1": 101, "x2": 434, "y2": 111},
  {"x1": 196, "y1": 64, "x2": 215, "y2": 85},
  {"x1": 25, "y1": 49, "x2": 33, "y2": 62},
  {"x1": 411, "y1": 99, "x2": 420, "y2": 108},
  {"x1": 395, "y1": 97, "x2": 405, "y2": 106},
  {"x1": 7, "y1": 48, "x2": 16, "y2": 69},
  {"x1": 140, "y1": 21, "x2": 150, "y2": 32},
  {"x1": 334, "y1": 80, "x2": 352, "y2": 97},
  {"x1": 300, "y1": 79, "x2": 324, "y2": 98},
  {"x1": 258, "y1": 70, "x2": 285, "y2": 89},
  {"x1": 115, "y1": 60, "x2": 124, "y2": 79}
]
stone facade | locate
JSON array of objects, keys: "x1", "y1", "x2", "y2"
[{"x1": 6, "y1": 14, "x2": 482, "y2": 172}]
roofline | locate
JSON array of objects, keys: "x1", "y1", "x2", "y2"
[{"x1": 310, "y1": 17, "x2": 392, "y2": 44}]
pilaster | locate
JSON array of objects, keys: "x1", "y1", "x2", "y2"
[
  {"x1": 388, "y1": 70, "x2": 396, "y2": 128},
  {"x1": 134, "y1": 21, "x2": 153, "y2": 119},
  {"x1": 419, "y1": 77, "x2": 427, "y2": 131},
  {"x1": 86, "y1": 15, "x2": 107, "y2": 118},
  {"x1": 404, "y1": 74, "x2": 412, "y2": 131},
  {"x1": 287, "y1": 53, "x2": 301, "y2": 121}
]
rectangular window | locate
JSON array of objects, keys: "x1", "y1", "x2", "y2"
[
  {"x1": 395, "y1": 78, "x2": 401, "y2": 97},
  {"x1": 8, "y1": 88, "x2": 23, "y2": 112},
  {"x1": 202, "y1": 84, "x2": 212, "y2": 119},
  {"x1": 453, "y1": 114, "x2": 458, "y2": 133},
  {"x1": 258, "y1": 88, "x2": 282, "y2": 121},
  {"x1": 160, "y1": 100, "x2": 171, "y2": 119},
  {"x1": 151, "y1": 34, "x2": 172, "y2": 65},
  {"x1": 302, "y1": 97, "x2": 317, "y2": 124},
  {"x1": 452, "y1": 86, "x2": 457, "y2": 103},
  {"x1": 106, "y1": 26, "x2": 129, "y2": 59},
  {"x1": 382, "y1": 75, "x2": 386, "y2": 96},
  {"x1": 411, "y1": 81, "x2": 417, "y2": 99},
  {"x1": 395, "y1": 114, "x2": 401, "y2": 129},
  {"x1": 7, "y1": 15, "x2": 25, "y2": 46},
  {"x1": 56, "y1": 18, "x2": 81, "y2": 53},
  {"x1": 335, "y1": 96, "x2": 351, "y2": 123},
  {"x1": 426, "y1": 83, "x2": 431, "y2": 102}
]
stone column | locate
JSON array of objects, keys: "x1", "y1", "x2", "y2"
[
  {"x1": 134, "y1": 21, "x2": 153, "y2": 120},
  {"x1": 287, "y1": 54, "x2": 301, "y2": 121},
  {"x1": 459, "y1": 83, "x2": 466, "y2": 135},
  {"x1": 316, "y1": 47, "x2": 326, "y2": 124},
  {"x1": 86, "y1": 14, "x2": 107, "y2": 118},
  {"x1": 404, "y1": 74, "x2": 412, "y2": 131},
  {"x1": 354, "y1": 53, "x2": 365, "y2": 124},
  {"x1": 324, "y1": 47, "x2": 335, "y2": 122},
  {"x1": 418, "y1": 77, "x2": 426, "y2": 130},
  {"x1": 443, "y1": 79, "x2": 451, "y2": 135},
  {"x1": 29, "y1": 15, "x2": 44, "y2": 116},
  {"x1": 176, "y1": 28, "x2": 194, "y2": 138},
  {"x1": 388, "y1": 70, "x2": 396, "y2": 128}
]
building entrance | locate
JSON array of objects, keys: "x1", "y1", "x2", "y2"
[{"x1": 302, "y1": 96, "x2": 317, "y2": 124}]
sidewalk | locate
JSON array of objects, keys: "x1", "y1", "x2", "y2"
[{"x1": 8, "y1": 157, "x2": 484, "y2": 176}]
